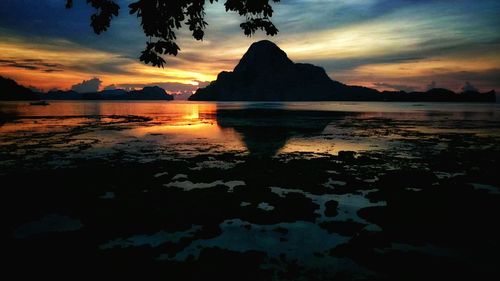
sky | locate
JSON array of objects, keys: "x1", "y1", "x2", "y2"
[{"x1": 0, "y1": 0, "x2": 499, "y2": 94}]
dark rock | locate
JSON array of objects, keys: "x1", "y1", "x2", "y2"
[
  {"x1": 338, "y1": 151, "x2": 357, "y2": 161},
  {"x1": 324, "y1": 200, "x2": 339, "y2": 217},
  {"x1": 319, "y1": 220, "x2": 366, "y2": 236}
]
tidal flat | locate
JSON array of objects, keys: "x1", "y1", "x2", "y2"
[{"x1": 2, "y1": 101, "x2": 500, "y2": 280}]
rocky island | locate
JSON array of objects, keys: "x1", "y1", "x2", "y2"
[
  {"x1": 0, "y1": 76, "x2": 173, "y2": 101},
  {"x1": 189, "y1": 40, "x2": 496, "y2": 102},
  {"x1": 43, "y1": 86, "x2": 174, "y2": 101}
]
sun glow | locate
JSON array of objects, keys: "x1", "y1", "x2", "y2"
[{"x1": 0, "y1": 37, "x2": 222, "y2": 91}]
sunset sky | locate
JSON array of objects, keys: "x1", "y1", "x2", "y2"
[{"x1": 1, "y1": 0, "x2": 499, "y2": 94}]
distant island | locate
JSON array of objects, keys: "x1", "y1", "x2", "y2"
[
  {"x1": 189, "y1": 40, "x2": 496, "y2": 102},
  {"x1": 0, "y1": 76, "x2": 40, "y2": 100},
  {"x1": 0, "y1": 76, "x2": 173, "y2": 101},
  {"x1": 43, "y1": 87, "x2": 173, "y2": 101}
]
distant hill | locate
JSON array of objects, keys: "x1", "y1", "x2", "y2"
[
  {"x1": 43, "y1": 86, "x2": 173, "y2": 100},
  {"x1": 0, "y1": 76, "x2": 39, "y2": 100},
  {"x1": 189, "y1": 40, "x2": 495, "y2": 102},
  {"x1": 0, "y1": 76, "x2": 173, "y2": 101},
  {"x1": 381, "y1": 88, "x2": 496, "y2": 102}
]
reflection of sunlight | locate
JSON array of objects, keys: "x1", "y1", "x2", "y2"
[
  {"x1": 128, "y1": 122, "x2": 222, "y2": 138},
  {"x1": 183, "y1": 106, "x2": 200, "y2": 120},
  {"x1": 124, "y1": 103, "x2": 228, "y2": 139},
  {"x1": 279, "y1": 138, "x2": 376, "y2": 155}
]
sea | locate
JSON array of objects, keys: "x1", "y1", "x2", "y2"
[{"x1": 2, "y1": 100, "x2": 500, "y2": 279}]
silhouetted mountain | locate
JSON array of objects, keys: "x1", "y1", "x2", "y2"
[
  {"x1": 45, "y1": 90, "x2": 82, "y2": 100},
  {"x1": 99, "y1": 89, "x2": 128, "y2": 98},
  {"x1": 189, "y1": 41, "x2": 496, "y2": 102},
  {"x1": 381, "y1": 88, "x2": 496, "y2": 102},
  {"x1": 126, "y1": 86, "x2": 173, "y2": 100},
  {"x1": 42, "y1": 86, "x2": 173, "y2": 100},
  {"x1": 189, "y1": 40, "x2": 378, "y2": 101},
  {"x1": 460, "y1": 90, "x2": 497, "y2": 102},
  {"x1": 0, "y1": 76, "x2": 39, "y2": 100}
]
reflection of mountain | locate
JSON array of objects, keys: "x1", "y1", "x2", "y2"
[
  {"x1": 214, "y1": 106, "x2": 344, "y2": 156},
  {"x1": 0, "y1": 107, "x2": 18, "y2": 127}
]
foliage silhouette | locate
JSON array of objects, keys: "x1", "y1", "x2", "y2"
[{"x1": 66, "y1": 0, "x2": 280, "y2": 67}]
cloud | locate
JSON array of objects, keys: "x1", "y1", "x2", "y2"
[
  {"x1": 462, "y1": 81, "x2": 478, "y2": 92},
  {"x1": 28, "y1": 85, "x2": 43, "y2": 93},
  {"x1": 71, "y1": 77, "x2": 102, "y2": 93},
  {"x1": 103, "y1": 84, "x2": 117, "y2": 90},
  {"x1": 426, "y1": 81, "x2": 437, "y2": 90},
  {"x1": 0, "y1": 58, "x2": 64, "y2": 72},
  {"x1": 173, "y1": 92, "x2": 195, "y2": 100},
  {"x1": 372, "y1": 82, "x2": 418, "y2": 92}
]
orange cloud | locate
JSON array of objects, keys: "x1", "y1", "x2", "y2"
[{"x1": 0, "y1": 36, "x2": 233, "y2": 91}]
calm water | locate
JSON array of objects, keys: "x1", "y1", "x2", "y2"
[
  {"x1": 3, "y1": 101, "x2": 500, "y2": 279},
  {"x1": 1, "y1": 101, "x2": 499, "y2": 160}
]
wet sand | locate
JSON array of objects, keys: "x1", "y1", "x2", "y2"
[{"x1": 2, "y1": 101, "x2": 500, "y2": 280}]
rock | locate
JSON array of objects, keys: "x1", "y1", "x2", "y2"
[
  {"x1": 324, "y1": 200, "x2": 339, "y2": 217},
  {"x1": 338, "y1": 151, "x2": 357, "y2": 161},
  {"x1": 319, "y1": 220, "x2": 366, "y2": 236}
]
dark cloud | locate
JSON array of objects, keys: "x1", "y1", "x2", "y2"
[
  {"x1": 71, "y1": 77, "x2": 102, "y2": 93},
  {"x1": 28, "y1": 85, "x2": 43, "y2": 93},
  {"x1": 462, "y1": 81, "x2": 478, "y2": 92},
  {"x1": 44, "y1": 69, "x2": 63, "y2": 73},
  {"x1": 426, "y1": 81, "x2": 437, "y2": 90},
  {"x1": 103, "y1": 84, "x2": 117, "y2": 90},
  {"x1": 420, "y1": 69, "x2": 500, "y2": 91},
  {"x1": 354, "y1": 69, "x2": 500, "y2": 93},
  {"x1": 6, "y1": 63, "x2": 39, "y2": 70},
  {"x1": 70, "y1": 60, "x2": 135, "y2": 76},
  {"x1": 316, "y1": 56, "x2": 424, "y2": 73},
  {"x1": 0, "y1": 58, "x2": 64, "y2": 72},
  {"x1": 373, "y1": 82, "x2": 418, "y2": 92}
]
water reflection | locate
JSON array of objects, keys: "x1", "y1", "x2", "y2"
[
  {"x1": 0, "y1": 107, "x2": 18, "y2": 127},
  {"x1": 1, "y1": 101, "x2": 499, "y2": 158},
  {"x1": 213, "y1": 107, "x2": 343, "y2": 156}
]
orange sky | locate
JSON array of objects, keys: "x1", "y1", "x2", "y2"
[{"x1": 1, "y1": 1, "x2": 499, "y2": 93}]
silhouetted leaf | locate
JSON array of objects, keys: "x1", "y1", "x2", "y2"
[{"x1": 67, "y1": 0, "x2": 280, "y2": 67}]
